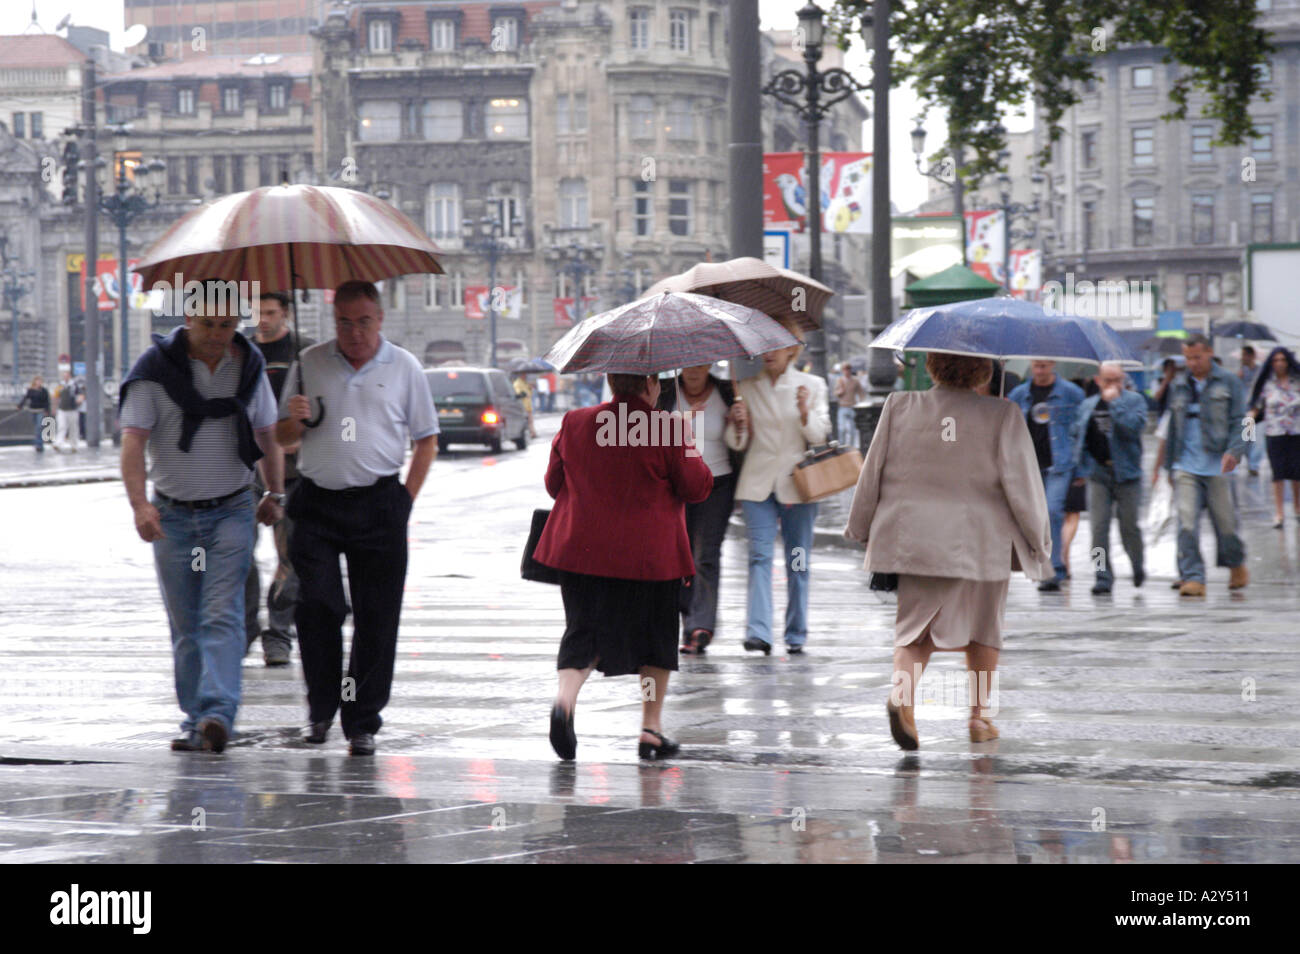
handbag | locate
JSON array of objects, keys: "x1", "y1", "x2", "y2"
[
  {"x1": 791, "y1": 441, "x2": 864, "y2": 502},
  {"x1": 521, "y1": 508, "x2": 562, "y2": 584},
  {"x1": 868, "y1": 572, "x2": 898, "y2": 592}
]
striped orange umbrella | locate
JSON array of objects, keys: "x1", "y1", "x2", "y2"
[
  {"x1": 644, "y1": 256, "x2": 832, "y2": 332},
  {"x1": 133, "y1": 183, "x2": 443, "y2": 290}
]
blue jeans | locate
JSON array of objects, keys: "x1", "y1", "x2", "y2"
[
  {"x1": 152, "y1": 488, "x2": 257, "y2": 734},
  {"x1": 1041, "y1": 468, "x2": 1072, "y2": 579},
  {"x1": 1174, "y1": 471, "x2": 1244, "y2": 583},
  {"x1": 837, "y1": 406, "x2": 858, "y2": 448},
  {"x1": 741, "y1": 495, "x2": 817, "y2": 648},
  {"x1": 1245, "y1": 435, "x2": 1263, "y2": 471},
  {"x1": 30, "y1": 411, "x2": 46, "y2": 450}
]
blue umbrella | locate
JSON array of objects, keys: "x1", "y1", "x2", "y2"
[
  {"x1": 869, "y1": 298, "x2": 1141, "y2": 369},
  {"x1": 509, "y1": 356, "x2": 557, "y2": 374}
]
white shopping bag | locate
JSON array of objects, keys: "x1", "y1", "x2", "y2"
[{"x1": 1146, "y1": 477, "x2": 1175, "y2": 543}]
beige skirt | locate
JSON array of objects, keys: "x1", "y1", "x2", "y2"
[{"x1": 894, "y1": 574, "x2": 1009, "y2": 650}]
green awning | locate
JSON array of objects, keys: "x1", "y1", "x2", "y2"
[{"x1": 904, "y1": 264, "x2": 1004, "y2": 307}]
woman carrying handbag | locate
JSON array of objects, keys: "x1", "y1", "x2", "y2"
[
  {"x1": 532, "y1": 372, "x2": 713, "y2": 761},
  {"x1": 724, "y1": 319, "x2": 831, "y2": 656}
]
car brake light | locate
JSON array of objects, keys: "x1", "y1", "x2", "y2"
[{"x1": 482, "y1": 410, "x2": 500, "y2": 424}]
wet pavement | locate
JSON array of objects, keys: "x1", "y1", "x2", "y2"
[{"x1": 1, "y1": 416, "x2": 1298, "y2": 863}]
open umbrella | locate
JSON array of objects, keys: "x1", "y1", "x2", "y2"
[
  {"x1": 1212, "y1": 320, "x2": 1276, "y2": 341},
  {"x1": 1138, "y1": 335, "x2": 1188, "y2": 355},
  {"x1": 871, "y1": 298, "x2": 1142, "y2": 368},
  {"x1": 134, "y1": 184, "x2": 443, "y2": 426},
  {"x1": 544, "y1": 291, "x2": 801, "y2": 375},
  {"x1": 644, "y1": 257, "x2": 833, "y2": 332},
  {"x1": 509, "y1": 356, "x2": 557, "y2": 374}
]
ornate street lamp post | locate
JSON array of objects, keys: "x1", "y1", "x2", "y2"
[
  {"x1": 996, "y1": 151, "x2": 1044, "y2": 292},
  {"x1": 462, "y1": 213, "x2": 520, "y2": 368},
  {"x1": 100, "y1": 126, "x2": 165, "y2": 381},
  {"x1": 911, "y1": 123, "x2": 966, "y2": 264},
  {"x1": 762, "y1": 1, "x2": 868, "y2": 380}
]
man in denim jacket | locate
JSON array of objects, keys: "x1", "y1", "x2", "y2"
[
  {"x1": 1163, "y1": 335, "x2": 1249, "y2": 595},
  {"x1": 1010, "y1": 361, "x2": 1085, "y2": 590},
  {"x1": 1070, "y1": 362, "x2": 1147, "y2": 594}
]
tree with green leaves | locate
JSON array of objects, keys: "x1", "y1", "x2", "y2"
[{"x1": 829, "y1": 0, "x2": 1273, "y2": 183}]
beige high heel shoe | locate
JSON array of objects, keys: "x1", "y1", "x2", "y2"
[{"x1": 969, "y1": 717, "x2": 999, "y2": 743}]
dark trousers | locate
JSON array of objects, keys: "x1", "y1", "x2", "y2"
[
  {"x1": 681, "y1": 472, "x2": 735, "y2": 636},
  {"x1": 288, "y1": 474, "x2": 412, "y2": 737},
  {"x1": 245, "y1": 476, "x2": 300, "y2": 653},
  {"x1": 1088, "y1": 472, "x2": 1144, "y2": 586}
]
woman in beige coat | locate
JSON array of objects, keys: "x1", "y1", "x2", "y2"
[{"x1": 845, "y1": 353, "x2": 1053, "y2": 749}]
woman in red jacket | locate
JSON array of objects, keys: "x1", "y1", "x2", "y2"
[{"x1": 534, "y1": 372, "x2": 713, "y2": 761}]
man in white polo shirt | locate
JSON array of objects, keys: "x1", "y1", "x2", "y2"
[
  {"x1": 119, "y1": 285, "x2": 285, "y2": 754},
  {"x1": 277, "y1": 279, "x2": 438, "y2": 756}
]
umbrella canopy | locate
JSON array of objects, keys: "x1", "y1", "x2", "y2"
[
  {"x1": 1212, "y1": 320, "x2": 1276, "y2": 340},
  {"x1": 544, "y1": 291, "x2": 801, "y2": 375},
  {"x1": 643, "y1": 256, "x2": 833, "y2": 332},
  {"x1": 133, "y1": 184, "x2": 443, "y2": 289},
  {"x1": 1138, "y1": 335, "x2": 1189, "y2": 355},
  {"x1": 509, "y1": 356, "x2": 556, "y2": 374},
  {"x1": 870, "y1": 297, "x2": 1141, "y2": 369}
]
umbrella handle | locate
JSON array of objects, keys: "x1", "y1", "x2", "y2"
[{"x1": 304, "y1": 396, "x2": 325, "y2": 429}]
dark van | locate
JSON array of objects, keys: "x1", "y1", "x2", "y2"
[{"x1": 424, "y1": 366, "x2": 528, "y2": 453}]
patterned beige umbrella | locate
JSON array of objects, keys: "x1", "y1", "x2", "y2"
[
  {"x1": 644, "y1": 256, "x2": 833, "y2": 332},
  {"x1": 134, "y1": 183, "x2": 443, "y2": 289},
  {"x1": 134, "y1": 184, "x2": 443, "y2": 427}
]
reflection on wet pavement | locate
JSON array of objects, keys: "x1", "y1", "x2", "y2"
[{"x1": 1, "y1": 422, "x2": 1298, "y2": 862}]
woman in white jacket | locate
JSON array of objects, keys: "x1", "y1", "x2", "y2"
[{"x1": 725, "y1": 321, "x2": 831, "y2": 655}]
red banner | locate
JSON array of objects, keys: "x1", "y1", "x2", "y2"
[
  {"x1": 763, "y1": 152, "x2": 872, "y2": 233},
  {"x1": 553, "y1": 297, "x2": 597, "y2": 327},
  {"x1": 80, "y1": 258, "x2": 141, "y2": 311}
]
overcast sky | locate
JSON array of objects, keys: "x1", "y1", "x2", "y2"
[{"x1": 2, "y1": 0, "x2": 1031, "y2": 211}]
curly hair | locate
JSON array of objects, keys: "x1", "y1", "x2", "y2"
[{"x1": 926, "y1": 352, "x2": 993, "y2": 390}]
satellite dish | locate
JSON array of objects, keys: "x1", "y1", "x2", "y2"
[
  {"x1": 55, "y1": 14, "x2": 72, "y2": 31},
  {"x1": 123, "y1": 24, "x2": 148, "y2": 48}
]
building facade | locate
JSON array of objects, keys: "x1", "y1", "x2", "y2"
[{"x1": 1044, "y1": 3, "x2": 1300, "y2": 332}]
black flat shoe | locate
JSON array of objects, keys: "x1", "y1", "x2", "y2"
[
  {"x1": 348, "y1": 733, "x2": 375, "y2": 756},
  {"x1": 1091, "y1": 584, "x2": 1112, "y2": 595},
  {"x1": 742, "y1": 637, "x2": 771, "y2": 655},
  {"x1": 693, "y1": 629, "x2": 713, "y2": 653},
  {"x1": 787, "y1": 645, "x2": 805, "y2": 655},
  {"x1": 638, "y1": 728, "x2": 680, "y2": 760},
  {"x1": 304, "y1": 721, "x2": 330, "y2": 744},
  {"x1": 549, "y1": 705, "x2": 576, "y2": 761}
]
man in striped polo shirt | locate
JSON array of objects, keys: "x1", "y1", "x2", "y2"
[
  {"x1": 120, "y1": 287, "x2": 285, "y2": 753},
  {"x1": 278, "y1": 280, "x2": 437, "y2": 757}
]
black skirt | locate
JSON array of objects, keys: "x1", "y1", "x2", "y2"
[
  {"x1": 557, "y1": 571, "x2": 680, "y2": 676},
  {"x1": 1064, "y1": 479, "x2": 1087, "y2": 513},
  {"x1": 1266, "y1": 434, "x2": 1300, "y2": 481}
]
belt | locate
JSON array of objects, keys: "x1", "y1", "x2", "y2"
[
  {"x1": 156, "y1": 486, "x2": 251, "y2": 510},
  {"x1": 303, "y1": 473, "x2": 398, "y2": 497}
]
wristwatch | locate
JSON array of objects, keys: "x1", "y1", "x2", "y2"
[{"x1": 262, "y1": 491, "x2": 287, "y2": 505}]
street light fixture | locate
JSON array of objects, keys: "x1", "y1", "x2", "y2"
[
  {"x1": 100, "y1": 125, "x2": 165, "y2": 381},
  {"x1": 762, "y1": 0, "x2": 869, "y2": 380},
  {"x1": 995, "y1": 153, "x2": 1043, "y2": 292},
  {"x1": 461, "y1": 213, "x2": 520, "y2": 368},
  {"x1": 544, "y1": 226, "x2": 604, "y2": 325},
  {"x1": 0, "y1": 235, "x2": 37, "y2": 387},
  {"x1": 911, "y1": 121, "x2": 966, "y2": 261}
]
